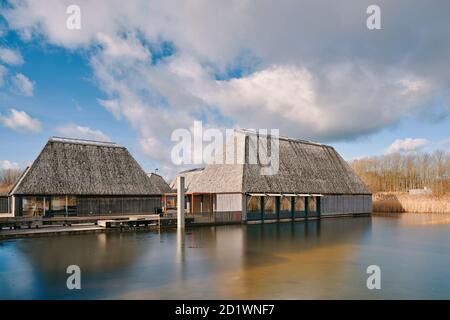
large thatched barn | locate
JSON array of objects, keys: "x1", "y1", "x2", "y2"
[
  {"x1": 173, "y1": 130, "x2": 371, "y2": 223},
  {"x1": 7, "y1": 137, "x2": 164, "y2": 217}
]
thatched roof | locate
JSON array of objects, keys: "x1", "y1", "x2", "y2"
[
  {"x1": 147, "y1": 172, "x2": 173, "y2": 193},
  {"x1": 169, "y1": 167, "x2": 204, "y2": 191},
  {"x1": 176, "y1": 131, "x2": 370, "y2": 195},
  {"x1": 10, "y1": 137, "x2": 162, "y2": 196}
]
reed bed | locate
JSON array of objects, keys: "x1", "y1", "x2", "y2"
[
  {"x1": 0, "y1": 184, "x2": 11, "y2": 195},
  {"x1": 373, "y1": 192, "x2": 450, "y2": 213}
]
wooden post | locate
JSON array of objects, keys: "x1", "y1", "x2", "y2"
[
  {"x1": 10, "y1": 196, "x2": 14, "y2": 216},
  {"x1": 317, "y1": 196, "x2": 321, "y2": 218},
  {"x1": 261, "y1": 196, "x2": 264, "y2": 223},
  {"x1": 305, "y1": 197, "x2": 308, "y2": 220},
  {"x1": 291, "y1": 197, "x2": 295, "y2": 221},
  {"x1": 65, "y1": 196, "x2": 68, "y2": 217},
  {"x1": 242, "y1": 194, "x2": 247, "y2": 223},
  {"x1": 177, "y1": 176, "x2": 185, "y2": 228},
  {"x1": 210, "y1": 193, "x2": 214, "y2": 223},
  {"x1": 276, "y1": 197, "x2": 280, "y2": 221}
]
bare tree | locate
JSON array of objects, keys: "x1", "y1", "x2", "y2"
[
  {"x1": 0, "y1": 168, "x2": 23, "y2": 186},
  {"x1": 350, "y1": 150, "x2": 450, "y2": 195}
]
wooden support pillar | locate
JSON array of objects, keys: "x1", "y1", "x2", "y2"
[
  {"x1": 177, "y1": 176, "x2": 185, "y2": 228},
  {"x1": 210, "y1": 193, "x2": 214, "y2": 223},
  {"x1": 291, "y1": 197, "x2": 295, "y2": 221},
  {"x1": 9, "y1": 196, "x2": 13, "y2": 215},
  {"x1": 304, "y1": 197, "x2": 308, "y2": 220},
  {"x1": 317, "y1": 196, "x2": 321, "y2": 218},
  {"x1": 261, "y1": 196, "x2": 264, "y2": 222},
  {"x1": 275, "y1": 197, "x2": 279, "y2": 221},
  {"x1": 65, "y1": 196, "x2": 68, "y2": 217}
]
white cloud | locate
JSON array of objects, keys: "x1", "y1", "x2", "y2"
[
  {"x1": 11, "y1": 73, "x2": 34, "y2": 96},
  {"x1": 56, "y1": 123, "x2": 110, "y2": 142},
  {"x1": 0, "y1": 160, "x2": 20, "y2": 170},
  {"x1": 0, "y1": 47, "x2": 24, "y2": 65},
  {"x1": 385, "y1": 138, "x2": 428, "y2": 154},
  {"x1": 96, "y1": 32, "x2": 150, "y2": 61},
  {"x1": 0, "y1": 109, "x2": 43, "y2": 133},
  {"x1": 3, "y1": 0, "x2": 450, "y2": 175}
]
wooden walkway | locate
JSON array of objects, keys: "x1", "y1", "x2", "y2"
[
  {"x1": 0, "y1": 224, "x2": 105, "y2": 240},
  {"x1": 0, "y1": 214, "x2": 194, "y2": 240}
]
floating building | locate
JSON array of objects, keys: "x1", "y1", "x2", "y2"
[
  {"x1": 172, "y1": 130, "x2": 372, "y2": 223},
  {"x1": 6, "y1": 137, "x2": 164, "y2": 217}
]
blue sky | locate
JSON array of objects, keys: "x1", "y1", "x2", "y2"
[
  {"x1": 0, "y1": 29, "x2": 151, "y2": 169},
  {"x1": 1, "y1": 1, "x2": 449, "y2": 177}
]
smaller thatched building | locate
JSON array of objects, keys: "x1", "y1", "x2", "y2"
[
  {"x1": 148, "y1": 172, "x2": 172, "y2": 194},
  {"x1": 7, "y1": 137, "x2": 164, "y2": 217}
]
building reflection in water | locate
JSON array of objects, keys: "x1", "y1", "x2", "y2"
[{"x1": 2, "y1": 217, "x2": 372, "y2": 299}]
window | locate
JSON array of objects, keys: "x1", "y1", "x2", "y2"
[
  {"x1": 166, "y1": 196, "x2": 176, "y2": 209},
  {"x1": 50, "y1": 196, "x2": 66, "y2": 213},
  {"x1": 49, "y1": 196, "x2": 77, "y2": 215},
  {"x1": 280, "y1": 196, "x2": 292, "y2": 212},
  {"x1": 308, "y1": 197, "x2": 317, "y2": 214},
  {"x1": 22, "y1": 197, "x2": 48, "y2": 217},
  {"x1": 264, "y1": 196, "x2": 276, "y2": 214},
  {"x1": 295, "y1": 197, "x2": 305, "y2": 212},
  {"x1": 246, "y1": 196, "x2": 261, "y2": 213}
]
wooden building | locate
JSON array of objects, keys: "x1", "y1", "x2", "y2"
[
  {"x1": 172, "y1": 130, "x2": 372, "y2": 223},
  {"x1": 7, "y1": 137, "x2": 165, "y2": 217}
]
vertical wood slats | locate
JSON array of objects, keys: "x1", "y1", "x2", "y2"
[
  {"x1": 321, "y1": 195, "x2": 372, "y2": 215},
  {"x1": 0, "y1": 197, "x2": 8, "y2": 213}
]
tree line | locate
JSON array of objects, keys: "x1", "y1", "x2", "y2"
[
  {"x1": 350, "y1": 150, "x2": 450, "y2": 195},
  {"x1": 0, "y1": 168, "x2": 23, "y2": 189}
]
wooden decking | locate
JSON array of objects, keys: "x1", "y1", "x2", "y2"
[
  {"x1": 0, "y1": 224, "x2": 105, "y2": 239},
  {"x1": 0, "y1": 214, "x2": 194, "y2": 240}
]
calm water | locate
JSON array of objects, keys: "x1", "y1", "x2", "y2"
[{"x1": 1, "y1": 214, "x2": 450, "y2": 299}]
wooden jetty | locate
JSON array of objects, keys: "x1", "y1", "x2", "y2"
[{"x1": 0, "y1": 214, "x2": 194, "y2": 240}]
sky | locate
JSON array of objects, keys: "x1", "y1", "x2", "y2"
[{"x1": 0, "y1": 0, "x2": 449, "y2": 178}]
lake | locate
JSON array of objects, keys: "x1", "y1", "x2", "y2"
[{"x1": 1, "y1": 213, "x2": 450, "y2": 299}]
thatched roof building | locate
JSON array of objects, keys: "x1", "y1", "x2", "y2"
[
  {"x1": 148, "y1": 172, "x2": 172, "y2": 193},
  {"x1": 169, "y1": 167, "x2": 204, "y2": 191},
  {"x1": 8, "y1": 137, "x2": 163, "y2": 217},
  {"x1": 10, "y1": 137, "x2": 160, "y2": 196},
  {"x1": 174, "y1": 130, "x2": 371, "y2": 222},
  {"x1": 180, "y1": 131, "x2": 369, "y2": 195}
]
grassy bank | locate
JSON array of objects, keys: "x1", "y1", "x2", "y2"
[{"x1": 373, "y1": 192, "x2": 450, "y2": 213}]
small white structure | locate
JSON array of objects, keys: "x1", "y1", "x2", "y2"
[{"x1": 409, "y1": 187, "x2": 432, "y2": 196}]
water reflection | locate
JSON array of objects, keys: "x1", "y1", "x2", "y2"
[{"x1": 2, "y1": 215, "x2": 450, "y2": 299}]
